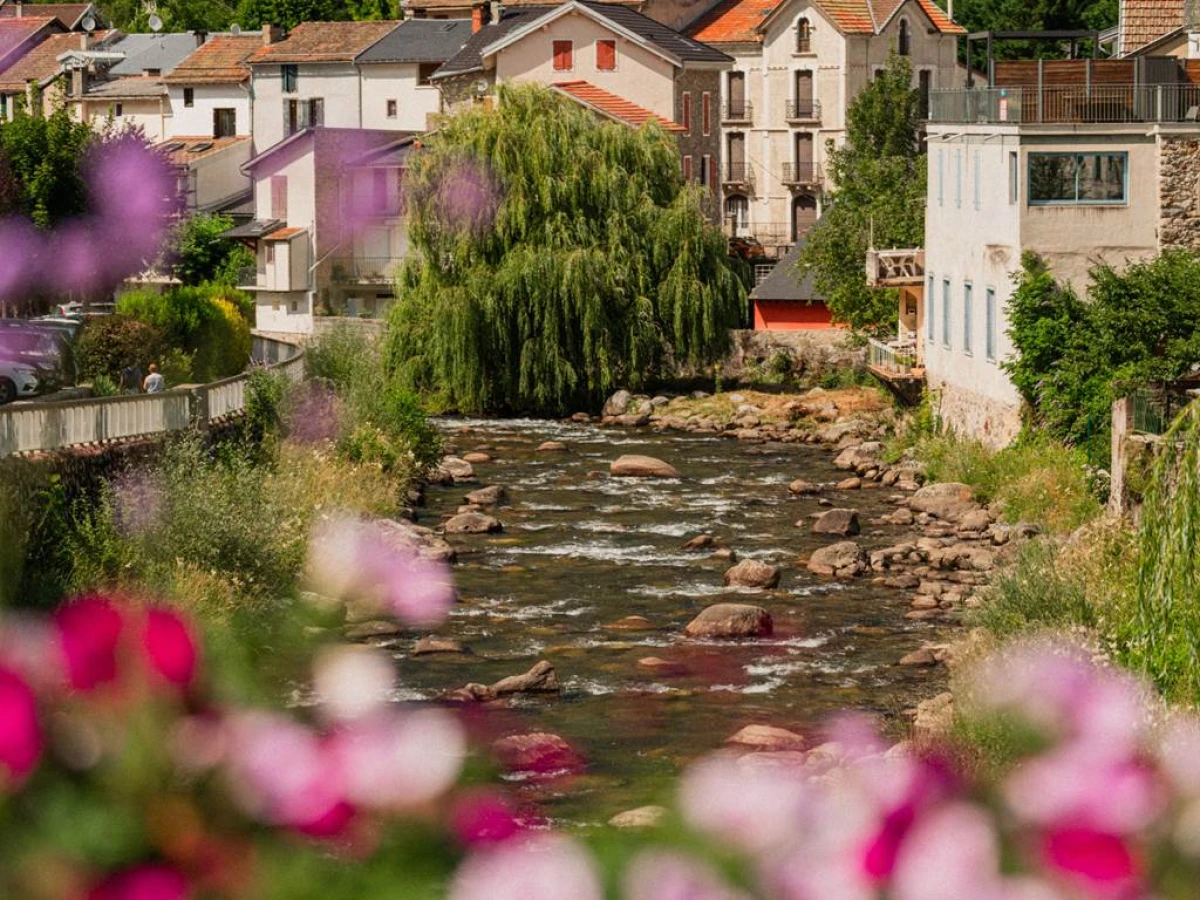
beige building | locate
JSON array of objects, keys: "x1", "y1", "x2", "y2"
[
  {"x1": 1118, "y1": 0, "x2": 1196, "y2": 58},
  {"x1": 688, "y1": 0, "x2": 962, "y2": 255}
]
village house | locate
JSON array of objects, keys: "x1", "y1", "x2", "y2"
[
  {"x1": 0, "y1": 0, "x2": 99, "y2": 30},
  {"x1": 868, "y1": 50, "x2": 1200, "y2": 446},
  {"x1": 1118, "y1": 0, "x2": 1196, "y2": 59},
  {"x1": 0, "y1": 27, "x2": 114, "y2": 119},
  {"x1": 431, "y1": 0, "x2": 730, "y2": 220},
  {"x1": 0, "y1": 15, "x2": 65, "y2": 118}
]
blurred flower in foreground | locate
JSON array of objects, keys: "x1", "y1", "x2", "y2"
[
  {"x1": 87, "y1": 864, "x2": 191, "y2": 900},
  {"x1": 0, "y1": 664, "x2": 41, "y2": 788},
  {"x1": 449, "y1": 834, "x2": 602, "y2": 900},
  {"x1": 449, "y1": 789, "x2": 523, "y2": 846},
  {"x1": 624, "y1": 850, "x2": 750, "y2": 900},
  {"x1": 306, "y1": 514, "x2": 455, "y2": 627}
]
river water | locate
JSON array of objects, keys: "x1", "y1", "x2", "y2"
[{"x1": 397, "y1": 418, "x2": 949, "y2": 823}]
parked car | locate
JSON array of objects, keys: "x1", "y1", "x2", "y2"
[
  {"x1": 0, "y1": 356, "x2": 43, "y2": 404},
  {"x1": 52, "y1": 301, "x2": 116, "y2": 318},
  {"x1": 0, "y1": 321, "x2": 74, "y2": 396}
]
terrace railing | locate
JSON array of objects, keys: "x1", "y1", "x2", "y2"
[
  {"x1": 867, "y1": 338, "x2": 920, "y2": 379},
  {"x1": 929, "y1": 84, "x2": 1200, "y2": 125}
]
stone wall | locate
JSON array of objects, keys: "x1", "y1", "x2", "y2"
[
  {"x1": 926, "y1": 374, "x2": 1022, "y2": 450},
  {"x1": 721, "y1": 328, "x2": 864, "y2": 381},
  {"x1": 674, "y1": 68, "x2": 724, "y2": 224},
  {"x1": 1158, "y1": 136, "x2": 1200, "y2": 251}
]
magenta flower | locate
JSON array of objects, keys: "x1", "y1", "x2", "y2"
[
  {"x1": 141, "y1": 608, "x2": 198, "y2": 689},
  {"x1": 1041, "y1": 827, "x2": 1139, "y2": 890},
  {"x1": 449, "y1": 835, "x2": 602, "y2": 900},
  {"x1": 892, "y1": 802, "x2": 1000, "y2": 900},
  {"x1": 55, "y1": 596, "x2": 124, "y2": 692},
  {"x1": 87, "y1": 864, "x2": 191, "y2": 900},
  {"x1": 449, "y1": 790, "x2": 523, "y2": 846},
  {"x1": 0, "y1": 664, "x2": 41, "y2": 789},
  {"x1": 624, "y1": 850, "x2": 750, "y2": 900},
  {"x1": 286, "y1": 382, "x2": 343, "y2": 446}
]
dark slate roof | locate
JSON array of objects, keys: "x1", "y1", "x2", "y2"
[
  {"x1": 357, "y1": 17, "x2": 472, "y2": 63},
  {"x1": 432, "y1": 5, "x2": 551, "y2": 78},
  {"x1": 579, "y1": 1, "x2": 731, "y2": 63},
  {"x1": 106, "y1": 32, "x2": 197, "y2": 75},
  {"x1": 749, "y1": 236, "x2": 824, "y2": 302}
]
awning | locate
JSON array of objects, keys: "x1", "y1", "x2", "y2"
[
  {"x1": 221, "y1": 218, "x2": 282, "y2": 239},
  {"x1": 264, "y1": 227, "x2": 306, "y2": 241}
]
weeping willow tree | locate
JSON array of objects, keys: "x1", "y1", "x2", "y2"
[{"x1": 386, "y1": 84, "x2": 746, "y2": 415}]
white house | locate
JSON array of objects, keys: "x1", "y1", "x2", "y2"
[
  {"x1": 688, "y1": 0, "x2": 963, "y2": 253},
  {"x1": 161, "y1": 32, "x2": 258, "y2": 140},
  {"x1": 357, "y1": 18, "x2": 472, "y2": 132}
]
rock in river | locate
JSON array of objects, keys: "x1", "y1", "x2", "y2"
[
  {"x1": 807, "y1": 541, "x2": 867, "y2": 577},
  {"x1": 462, "y1": 451, "x2": 491, "y2": 464},
  {"x1": 413, "y1": 636, "x2": 469, "y2": 656},
  {"x1": 788, "y1": 478, "x2": 821, "y2": 495},
  {"x1": 723, "y1": 559, "x2": 781, "y2": 589},
  {"x1": 725, "y1": 724, "x2": 806, "y2": 752},
  {"x1": 465, "y1": 484, "x2": 507, "y2": 506},
  {"x1": 537, "y1": 440, "x2": 568, "y2": 452},
  {"x1": 444, "y1": 511, "x2": 502, "y2": 534},
  {"x1": 602, "y1": 389, "x2": 633, "y2": 417},
  {"x1": 909, "y1": 482, "x2": 979, "y2": 521},
  {"x1": 682, "y1": 533, "x2": 715, "y2": 551},
  {"x1": 610, "y1": 454, "x2": 680, "y2": 478},
  {"x1": 492, "y1": 732, "x2": 583, "y2": 775},
  {"x1": 684, "y1": 603, "x2": 773, "y2": 638},
  {"x1": 608, "y1": 805, "x2": 666, "y2": 829},
  {"x1": 437, "y1": 456, "x2": 476, "y2": 483},
  {"x1": 446, "y1": 660, "x2": 560, "y2": 702},
  {"x1": 812, "y1": 508, "x2": 860, "y2": 537}
]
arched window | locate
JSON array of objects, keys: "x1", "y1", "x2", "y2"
[
  {"x1": 796, "y1": 17, "x2": 811, "y2": 53},
  {"x1": 725, "y1": 194, "x2": 749, "y2": 235},
  {"x1": 898, "y1": 18, "x2": 911, "y2": 56}
]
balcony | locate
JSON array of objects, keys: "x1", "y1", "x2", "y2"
[
  {"x1": 721, "y1": 100, "x2": 753, "y2": 123},
  {"x1": 236, "y1": 265, "x2": 258, "y2": 290},
  {"x1": 929, "y1": 84, "x2": 1200, "y2": 125},
  {"x1": 785, "y1": 99, "x2": 821, "y2": 122},
  {"x1": 781, "y1": 162, "x2": 821, "y2": 186},
  {"x1": 867, "y1": 337, "x2": 925, "y2": 403},
  {"x1": 723, "y1": 162, "x2": 754, "y2": 189},
  {"x1": 865, "y1": 249, "x2": 925, "y2": 287},
  {"x1": 329, "y1": 257, "x2": 405, "y2": 284}
]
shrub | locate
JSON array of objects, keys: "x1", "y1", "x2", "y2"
[
  {"x1": 117, "y1": 284, "x2": 252, "y2": 382},
  {"x1": 172, "y1": 212, "x2": 254, "y2": 286},
  {"x1": 74, "y1": 316, "x2": 168, "y2": 382}
]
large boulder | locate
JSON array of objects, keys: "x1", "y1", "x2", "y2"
[
  {"x1": 834, "y1": 442, "x2": 882, "y2": 472},
  {"x1": 492, "y1": 732, "x2": 583, "y2": 776},
  {"x1": 909, "y1": 482, "x2": 979, "y2": 521},
  {"x1": 446, "y1": 660, "x2": 560, "y2": 702},
  {"x1": 444, "y1": 511, "x2": 502, "y2": 534},
  {"x1": 610, "y1": 455, "x2": 680, "y2": 478},
  {"x1": 813, "y1": 508, "x2": 860, "y2": 537},
  {"x1": 723, "y1": 559, "x2": 781, "y2": 589},
  {"x1": 602, "y1": 389, "x2": 633, "y2": 417},
  {"x1": 684, "y1": 603, "x2": 773, "y2": 638},
  {"x1": 725, "y1": 724, "x2": 806, "y2": 752},
  {"x1": 465, "y1": 484, "x2": 507, "y2": 506},
  {"x1": 806, "y1": 541, "x2": 867, "y2": 577},
  {"x1": 437, "y1": 456, "x2": 476, "y2": 483},
  {"x1": 374, "y1": 518, "x2": 457, "y2": 564}
]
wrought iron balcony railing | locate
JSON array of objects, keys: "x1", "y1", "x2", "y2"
[
  {"x1": 329, "y1": 257, "x2": 405, "y2": 284},
  {"x1": 785, "y1": 98, "x2": 821, "y2": 121},
  {"x1": 721, "y1": 100, "x2": 753, "y2": 122},
  {"x1": 781, "y1": 161, "x2": 821, "y2": 185},
  {"x1": 723, "y1": 162, "x2": 754, "y2": 186}
]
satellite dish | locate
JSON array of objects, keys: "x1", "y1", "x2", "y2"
[
  {"x1": 230, "y1": 22, "x2": 241, "y2": 34},
  {"x1": 474, "y1": 77, "x2": 488, "y2": 94},
  {"x1": 81, "y1": 14, "x2": 96, "y2": 32},
  {"x1": 148, "y1": 13, "x2": 163, "y2": 31}
]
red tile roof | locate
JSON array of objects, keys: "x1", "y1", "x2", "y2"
[
  {"x1": 0, "y1": 2, "x2": 92, "y2": 28},
  {"x1": 911, "y1": 0, "x2": 963, "y2": 34},
  {"x1": 552, "y1": 79, "x2": 686, "y2": 131},
  {"x1": 817, "y1": 0, "x2": 874, "y2": 31},
  {"x1": 1121, "y1": 0, "x2": 1186, "y2": 54},
  {"x1": 0, "y1": 15, "x2": 56, "y2": 65},
  {"x1": 688, "y1": 0, "x2": 778, "y2": 44},
  {"x1": 162, "y1": 33, "x2": 259, "y2": 84},
  {"x1": 247, "y1": 20, "x2": 398, "y2": 64},
  {"x1": 265, "y1": 226, "x2": 305, "y2": 240},
  {"x1": 0, "y1": 27, "x2": 103, "y2": 89}
]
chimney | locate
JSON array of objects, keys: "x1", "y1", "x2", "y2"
[
  {"x1": 14, "y1": 0, "x2": 22, "y2": 17},
  {"x1": 193, "y1": 29, "x2": 208, "y2": 46},
  {"x1": 263, "y1": 23, "x2": 283, "y2": 45},
  {"x1": 946, "y1": 0, "x2": 953, "y2": 21},
  {"x1": 489, "y1": 0, "x2": 503, "y2": 23},
  {"x1": 80, "y1": 30, "x2": 92, "y2": 50},
  {"x1": 471, "y1": 4, "x2": 484, "y2": 32}
]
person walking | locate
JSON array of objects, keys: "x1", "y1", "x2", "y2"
[
  {"x1": 143, "y1": 363, "x2": 165, "y2": 394},
  {"x1": 119, "y1": 362, "x2": 142, "y2": 395}
]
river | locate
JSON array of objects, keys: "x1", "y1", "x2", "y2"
[{"x1": 396, "y1": 417, "x2": 949, "y2": 824}]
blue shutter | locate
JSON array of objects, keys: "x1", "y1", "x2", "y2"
[
  {"x1": 963, "y1": 282, "x2": 973, "y2": 353},
  {"x1": 986, "y1": 288, "x2": 996, "y2": 360}
]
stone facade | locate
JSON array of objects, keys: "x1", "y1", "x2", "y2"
[
  {"x1": 1158, "y1": 136, "x2": 1200, "y2": 251},
  {"x1": 674, "y1": 67, "x2": 724, "y2": 223},
  {"x1": 926, "y1": 374, "x2": 1022, "y2": 451}
]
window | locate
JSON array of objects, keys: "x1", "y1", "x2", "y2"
[
  {"x1": 418, "y1": 63, "x2": 439, "y2": 85},
  {"x1": 682, "y1": 155, "x2": 692, "y2": 181},
  {"x1": 0, "y1": 95, "x2": 6, "y2": 119},
  {"x1": 942, "y1": 278, "x2": 951, "y2": 349},
  {"x1": 1008, "y1": 151, "x2": 1019, "y2": 204},
  {"x1": 926, "y1": 274, "x2": 935, "y2": 341},
  {"x1": 372, "y1": 168, "x2": 389, "y2": 214},
  {"x1": 213, "y1": 107, "x2": 236, "y2": 137},
  {"x1": 596, "y1": 39, "x2": 616, "y2": 70},
  {"x1": 681, "y1": 92, "x2": 691, "y2": 131},
  {"x1": 955, "y1": 148, "x2": 962, "y2": 208},
  {"x1": 114, "y1": 103, "x2": 123, "y2": 116},
  {"x1": 308, "y1": 97, "x2": 324, "y2": 127},
  {"x1": 386, "y1": 99, "x2": 397, "y2": 118},
  {"x1": 183, "y1": 87, "x2": 194, "y2": 107},
  {"x1": 937, "y1": 149, "x2": 944, "y2": 206},
  {"x1": 1028, "y1": 152, "x2": 1127, "y2": 205},
  {"x1": 796, "y1": 17, "x2": 811, "y2": 53},
  {"x1": 701, "y1": 154, "x2": 712, "y2": 189},
  {"x1": 552, "y1": 40, "x2": 573, "y2": 71},
  {"x1": 974, "y1": 149, "x2": 981, "y2": 210},
  {"x1": 266, "y1": 243, "x2": 275, "y2": 264},
  {"x1": 985, "y1": 287, "x2": 997, "y2": 361},
  {"x1": 702, "y1": 92, "x2": 711, "y2": 135},
  {"x1": 282, "y1": 64, "x2": 298, "y2": 92},
  {"x1": 270, "y1": 175, "x2": 287, "y2": 219},
  {"x1": 963, "y1": 282, "x2": 973, "y2": 354},
  {"x1": 898, "y1": 18, "x2": 911, "y2": 56}
]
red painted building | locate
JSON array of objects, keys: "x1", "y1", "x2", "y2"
[{"x1": 749, "y1": 236, "x2": 836, "y2": 331}]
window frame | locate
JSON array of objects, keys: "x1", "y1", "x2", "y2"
[
  {"x1": 795, "y1": 17, "x2": 811, "y2": 53},
  {"x1": 701, "y1": 92, "x2": 711, "y2": 136},
  {"x1": 898, "y1": 18, "x2": 911, "y2": 56},
  {"x1": 281, "y1": 64, "x2": 298, "y2": 93},
  {"x1": 1008, "y1": 151, "x2": 1019, "y2": 204},
  {"x1": 596, "y1": 38, "x2": 616, "y2": 71},
  {"x1": 1027, "y1": 151, "x2": 1129, "y2": 207},
  {"x1": 985, "y1": 286, "x2": 997, "y2": 361},
  {"x1": 183, "y1": 87, "x2": 194, "y2": 108},
  {"x1": 552, "y1": 40, "x2": 574, "y2": 71},
  {"x1": 926, "y1": 273, "x2": 935, "y2": 341},
  {"x1": 213, "y1": 107, "x2": 236, "y2": 138},
  {"x1": 941, "y1": 277, "x2": 951, "y2": 349},
  {"x1": 270, "y1": 175, "x2": 288, "y2": 220},
  {"x1": 681, "y1": 91, "x2": 691, "y2": 131},
  {"x1": 386, "y1": 98, "x2": 397, "y2": 118},
  {"x1": 962, "y1": 281, "x2": 973, "y2": 355},
  {"x1": 682, "y1": 154, "x2": 692, "y2": 182}
]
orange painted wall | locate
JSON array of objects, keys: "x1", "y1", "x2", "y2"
[{"x1": 753, "y1": 299, "x2": 835, "y2": 331}]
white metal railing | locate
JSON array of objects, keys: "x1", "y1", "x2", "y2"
[
  {"x1": 0, "y1": 335, "x2": 304, "y2": 456},
  {"x1": 866, "y1": 249, "x2": 926, "y2": 287},
  {"x1": 930, "y1": 84, "x2": 1200, "y2": 125},
  {"x1": 867, "y1": 338, "x2": 919, "y2": 378}
]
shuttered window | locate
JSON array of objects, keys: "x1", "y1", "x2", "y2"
[
  {"x1": 596, "y1": 39, "x2": 616, "y2": 70},
  {"x1": 682, "y1": 155, "x2": 692, "y2": 181},
  {"x1": 552, "y1": 40, "x2": 573, "y2": 71},
  {"x1": 702, "y1": 92, "x2": 711, "y2": 135},
  {"x1": 681, "y1": 92, "x2": 691, "y2": 131},
  {"x1": 270, "y1": 175, "x2": 288, "y2": 219}
]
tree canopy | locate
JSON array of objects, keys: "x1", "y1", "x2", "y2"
[
  {"x1": 796, "y1": 54, "x2": 926, "y2": 332},
  {"x1": 172, "y1": 213, "x2": 254, "y2": 287},
  {"x1": 385, "y1": 84, "x2": 745, "y2": 415},
  {"x1": 943, "y1": 0, "x2": 1118, "y2": 58},
  {"x1": 0, "y1": 103, "x2": 94, "y2": 229}
]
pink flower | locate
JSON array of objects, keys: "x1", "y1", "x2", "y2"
[
  {"x1": 449, "y1": 835, "x2": 602, "y2": 900},
  {"x1": 141, "y1": 608, "x2": 198, "y2": 688},
  {"x1": 449, "y1": 790, "x2": 523, "y2": 846},
  {"x1": 1041, "y1": 827, "x2": 1139, "y2": 890},
  {"x1": 0, "y1": 664, "x2": 40, "y2": 788},
  {"x1": 892, "y1": 802, "x2": 1000, "y2": 900},
  {"x1": 623, "y1": 850, "x2": 750, "y2": 900},
  {"x1": 56, "y1": 596, "x2": 124, "y2": 692},
  {"x1": 87, "y1": 865, "x2": 190, "y2": 900}
]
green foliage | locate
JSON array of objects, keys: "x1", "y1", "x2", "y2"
[
  {"x1": 0, "y1": 103, "x2": 94, "y2": 228},
  {"x1": 117, "y1": 284, "x2": 252, "y2": 382},
  {"x1": 1005, "y1": 251, "x2": 1200, "y2": 463},
  {"x1": 234, "y1": 0, "x2": 341, "y2": 28},
  {"x1": 386, "y1": 84, "x2": 744, "y2": 415},
  {"x1": 948, "y1": 0, "x2": 1118, "y2": 56},
  {"x1": 90, "y1": 374, "x2": 119, "y2": 397},
  {"x1": 245, "y1": 367, "x2": 290, "y2": 456},
  {"x1": 172, "y1": 213, "x2": 254, "y2": 287},
  {"x1": 74, "y1": 316, "x2": 169, "y2": 382},
  {"x1": 797, "y1": 54, "x2": 926, "y2": 332},
  {"x1": 971, "y1": 540, "x2": 1099, "y2": 637}
]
